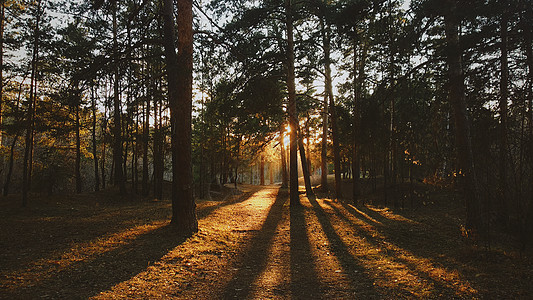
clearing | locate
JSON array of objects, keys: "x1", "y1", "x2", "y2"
[{"x1": 1, "y1": 183, "x2": 532, "y2": 299}]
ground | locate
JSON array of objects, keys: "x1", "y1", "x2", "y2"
[{"x1": 1, "y1": 182, "x2": 532, "y2": 299}]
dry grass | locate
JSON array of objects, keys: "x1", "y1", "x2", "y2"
[{"x1": 1, "y1": 183, "x2": 532, "y2": 299}]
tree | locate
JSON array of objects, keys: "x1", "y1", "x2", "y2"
[
  {"x1": 286, "y1": 0, "x2": 299, "y2": 206},
  {"x1": 443, "y1": 0, "x2": 483, "y2": 232},
  {"x1": 162, "y1": 0, "x2": 198, "y2": 234},
  {"x1": 22, "y1": 0, "x2": 43, "y2": 206},
  {"x1": 111, "y1": 0, "x2": 125, "y2": 194}
]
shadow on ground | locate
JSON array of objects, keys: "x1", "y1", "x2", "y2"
[{"x1": 0, "y1": 187, "x2": 259, "y2": 299}]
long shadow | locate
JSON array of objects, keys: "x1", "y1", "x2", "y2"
[
  {"x1": 2, "y1": 223, "x2": 187, "y2": 299},
  {"x1": 196, "y1": 189, "x2": 259, "y2": 220},
  {"x1": 222, "y1": 188, "x2": 287, "y2": 299},
  {"x1": 290, "y1": 203, "x2": 324, "y2": 299},
  {"x1": 1, "y1": 190, "x2": 260, "y2": 298},
  {"x1": 325, "y1": 201, "x2": 465, "y2": 298},
  {"x1": 307, "y1": 197, "x2": 379, "y2": 298},
  {"x1": 1, "y1": 189, "x2": 257, "y2": 275},
  {"x1": 340, "y1": 202, "x2": 453, "y2": 259},
  {"x1": 0, "y1": 202, "x2": 170, "y2": 276}
]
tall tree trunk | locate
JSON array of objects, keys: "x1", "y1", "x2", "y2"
[
  {"x1": 388, "y1": 0, "x2": 397, "y2": 207},
  {"x1": 305, "y1": 113, "x2": 311, "y2": 171},
  {"x1": 22, "y1": 0, "x2": 41, "y2": 206},
  {"x1": 133, "y1": 108, "x2": 138, "y2": 193},
  {"x1": 112, "y1": 0, "x2": 125, "y2": 194},
  {"x1": 320, "y1": 32, "x2": 329, "y2": 192},
  {"x1": 75, "y1": 89, "x2": 82, "y2": 194},
  {"x1": 142, "y1": 81, "x2": 150, "y2": 196},
  {"x1": 91, "y1": 85, "x2": 100, "y2": 192},
  {"x1": 280, "y1": 124, "x2": 288, "y2": 188},
  {"x1": 260, "y1": 154, "x2": 265, "y2": 185},
  {"x1": 0, "y1": 0, "x2": 4, "y2": 148},
  {"x1": 498, "y1": 8, "x2": 509, "y2": 223},
  {"x1": 153, "y1": 74, "x2": 164, "y2": 200},
  {"x1": 101, "y1": 100, "x2": 107, "y2": 190},
  {"x1": 320, "y1": 86, "x2": 329, "y2": 191},
  {"x1": 3, "y1": 134, "x2": 19, "y2": 196},
  {"x1": 285, "y1": 0, "x2": 299, "y2": 206},
  {"x1": 269, "y1": 162, "x2": 273, "y2": 184},
  {"x1": 298, "y1": 126, "x2": 315, "y2": 199},
  {"x1": 122, "y1": 116, "x2": 128, "y2": 185},
  {"x1": 234, "y1": 135, "x2": 240, "y2": 190},
  {"x1": 162, "y1": 0, "x2": 198, "y2": 234},
  {"x1": 352, "y1": 38, "x2": 361, "y2": 203},
  {"x1": 444, "y1": 0, "x2": 483, "y2": 232},
  {"x1": 522, "y1": 2, "x2": 533, "y2": 237},
  {"x1": 320, "y1": 19, "x2": 342, "y2": 199}
]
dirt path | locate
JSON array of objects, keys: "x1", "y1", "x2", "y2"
[{"x1": 1, "y1": 185, "x2": 532, "y2": 299}]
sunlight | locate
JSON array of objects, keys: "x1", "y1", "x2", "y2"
[
  {"x1": 303, "y1": 202, "x2": 354, "y2": 293},
  {"x1": 316, "y1": 198, "x2": 478, "y2": 298},
  {"x1": 346, "y1": 204, "x2": 383, "y2": 225},
  {"x1": 95, "y1": 187, "x2": 282, "y2": 299},
  {"x1": 368, "y1": 206, "x2": 421, "y2": 225},
  {"x1": 2, "y1": 221, "x2": 167, "y2": 289},
  {"x1": 285, "y1": 124, "x2": 291, "y2": 133}
]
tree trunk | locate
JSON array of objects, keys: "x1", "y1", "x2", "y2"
[
  {"x1": 3, "y1": 134, "x2": 19, "y2": 196},
  {"x1": 162, "y1": 0, "x2": 198, "y2": 234},
  {"x1": 285, "y1": 0, "x2": 299, "y2": 206},
  {"x1": 299, "y1": 126, "x2": 315, "y2": 199},
  {"x1": 269, "y1": 162, "x2": 273, "y2": 185},
  {"x1": 112, "y1": 0, "x2": 125, "y2": 194},
  {"x1": 133, "y1": 108, "x2": 138, "y2": 193},
  {"x1": 352, "y1": 38, "x2": 362, "y2": 203},
  {"x1": 142, "y1": 78, "x2": 150, "y2": 196},
  {"x1": 101, "y1": 103, "x2": 107, "y2": 190},
  {"x1": 153, "y1": 78, "x2": 164, "y2": 200},
  {"x1": 322, "y1": 20, "x2": 342, "y2": 199},
  {"x1": 498, "y1": 8, "x2": 509, "y2": 223},
  {"x1": 22, "y1": 0, "x2": 41, "y2": 206},
  {"x1": 522, "y1": 2, "x2": 533, "y2": 237},
  {"x1": 260, "y1": 154, "x2": 265, "y2": 185},
  {"x1": 0, "y1": 0, "x2": 4, "y2": 148},
  {"x1": 91, "y1": 85, "x2": 100, "y2": 192},
  {"x1": 305, "y1": 113, "x2": 311, "y2": 172},
  {"x1": 75, "y1": 90, "x2": 82, "y2": 194},
  {"x1": 280, "y1": 124, "x2": 288, "y2": 188},
  {"x1": 320, "y1": 34, "x2": 329, "y2": 192},
  {"x1": 444, "y1": 0, "x2": 483, "y2": 232}
]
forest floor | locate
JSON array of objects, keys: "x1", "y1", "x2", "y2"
[{"x1": 1, "y1": 180, "x2": 533, "y2": 299}]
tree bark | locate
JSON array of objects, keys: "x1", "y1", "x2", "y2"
[
  {"x1": 3, "y1": 134, "x2": 19, "y2": 196},
  {"x1": 0, "y1": 0, "x2": 4, "y2": 148},
  {"x1": 298, "y1": 126, "x2": 315, "y2": 199},
  {"x1": 260, "y1": 154, "x2": 265, "y2": 185},
  {"x1": 22, "y1": 0, "x2": 41, "y2": 206},
  {"x1": 320, "y1": 32, "x2": 329, "y2": 192},
  {"x1": 285, "y1": 0, "x2": 299, "y2": 206},
  {"x1": 444, "y1": 0, "x2": 483, "y2": 232},
  {"x1": 91, "y1": 85, "x2": 100, "y2": 192},
  {"x1": 112, "y1": 0, "x2": 126, "y2": 194},
  {"x1": 153, "y1": 75, "x2": 164, "y2": 200},
  {"x1": 280, "y1": 124, "x2": 288, "y2": 188},
  {"x1": 352, "y1": 38, "x2": 361, "y2": 203},
  {"x1": 498, "y1": 8, "x2": 509, "y2": 223},
  {"x1": 142, "y1": 75, "x2": 150, "y2": 196},
  {"x1": 320, "y1": 19, "x2": 342, "y2": 199},
  {"x1": 162, "y1": 0, "x2": 198, "y2": 234},
  {"x1": 522, "y1": 2, "x2": 533, "y2": 235},
  {"x1": 75, "y1": 87, "x2": 82, "y2": 194}
]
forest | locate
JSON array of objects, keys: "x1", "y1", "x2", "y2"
[{"x1": 1, "y1": 0, "x2": 533, "y2": 298}]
